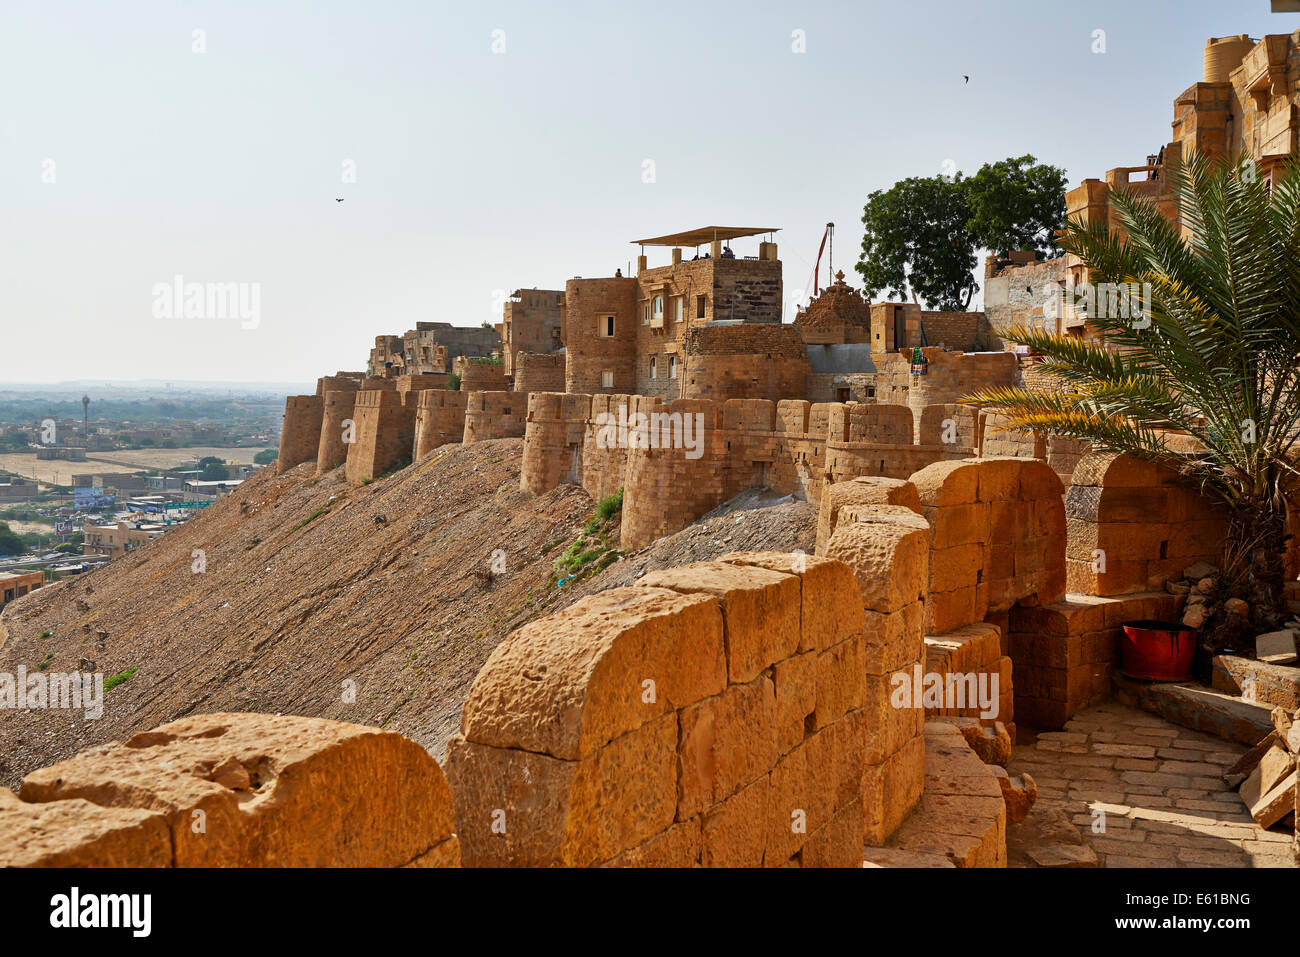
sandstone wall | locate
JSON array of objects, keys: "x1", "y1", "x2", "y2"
[
  {"x1": 822, "y1": 508, "x2": 930, "y2": 841},
  {"x1": 395, "y1": 372, "x2": 452, "y2": 393},
  {"x1": 564, "y1": 276, "x2": 639, "y2": 395},
  {"x1": 579, "y1": 393, "x2": 646, "y2": 502},
  {"x1": 276, "y1": 395, "x2": 324, "y2": 474},
  {"x1": 1009, "y1": 592, "x2": 1183, "y2": 728},
  {"x1": 680, "y1": 324, "x2": 809, "y2": 402},
  {"x1": 316, "y1": 373, "x2": 362, "y2": 396},
  {"x1": 346, "y1": 389, "x2": 417, "y2": 485},
  {"x1": 2, "y1": 714, "x2": 458, "y2": 867},
  {"x1": 521, "y1": 392, "x2": 591, "y2": 494},
  {"x1": 512, "y1": 352, "x2": 566, "y2": 394},
  {"x1": 462, "y1": 390, "x2": 526, "y2": 443},
  {"x1": 911, "y1": 458, "x2": 1066, "y2": 635},
  {"x1": 316, "y1": 389, "x2": 358, "y2": 475},
  {"x1": 875, "y1": 349, "x2": 1019, "y2": 441},
  {"x1": 445, "y1": 552, "x2": 875, "y2": 866},
  {"x1": 1064, "y1": 452, "x2": 1227, "y2": 595},
  {"x1": 456, "y1": 361, "x2": 508, "y2": 393},
  {"x1": 413, "y1": 389, "x2": 468, "y2": 459}
]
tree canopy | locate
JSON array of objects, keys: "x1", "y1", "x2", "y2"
[{"x1": 856, "y1": 155, "x2": 1067, "y2": 311}]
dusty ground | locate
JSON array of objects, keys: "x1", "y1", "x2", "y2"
[
  {"x1": 0, "y1": 443, "x2": 818, "y2": 788},
  {"x1": 1008, "y1": 701, "x2": 1295, "y2": 868},
  {"x1": 0, "y1": 446, "x2": 270, "y2": 486},
  {"x1": 558, "y1": 487, "x2": 816, "y2": 605}
]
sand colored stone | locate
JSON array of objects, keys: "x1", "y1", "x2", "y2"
[{"x1": 17, "y1": 712, "x2": 459, "y2": 867}]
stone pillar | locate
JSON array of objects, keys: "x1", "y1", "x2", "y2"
[
  {"x1": 316, "y1": 390, "x2": 358, "y2": 475},
  {"x1": 276, "y1": 395, "x2": 324, "y2": 474},
  {"x1": 823, "y1": 505, "x2": 930, "y2": 844}
]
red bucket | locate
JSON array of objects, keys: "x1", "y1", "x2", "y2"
[{"x1": 1120, "y1": 620, "x2": 1196, "y2": 681}]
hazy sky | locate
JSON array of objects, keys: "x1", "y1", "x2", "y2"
[{"x1": 2, "y1": 0, "x2": 1294, "y2": 383}]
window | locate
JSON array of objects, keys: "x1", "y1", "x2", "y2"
[
  {"x1": 669, "y1": 356, "x2": 677, "y2": 379},
  {"x1": 674, "y1": 296, "x2": 684, "y2": 322},
  {"x1": 696, "y1": 295, "x2": 707, "y2": 319},
  {"x1": 598, "y1": 314, "x2": 615, "y2": 338},
  {"x1": 652, "y1": 295, "x2": 664, "y2": 320},
  {"x1": 601, "y1": 370, "x2": 614, "y2": 389},
  {"x1": 650, "y1": 356, "x2": 658, "y2": 379}
]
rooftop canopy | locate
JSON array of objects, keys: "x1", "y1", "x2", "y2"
[{"x1": 631, "y1": 226, "x2": 779, "y2": 247}]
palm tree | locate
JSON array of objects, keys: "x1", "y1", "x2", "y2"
[{"x1": 968, "y1": 154, "x2": 1300, "y2": 657}]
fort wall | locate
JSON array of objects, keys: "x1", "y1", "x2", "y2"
[
  {"x1": 680, "y1": 324, "x2": 809, "y2": 401},
  {"x1": 316, "y1": 390, "x2": 358, "y2": 475},
  {"x1": 512, "y1": 352, "x2": 566, "y2": 394},
  {"x1": 413, "y1": 389, "x2": 469, "y2": 459},
  {"x1": 276, "y1": 395, "x2": 324, "y2": 474},
  {"x1": 521, "y1": 392, "x2": 592, "y2": 494},
  {"x1": 446, "y1": 551, "x2": 890, "y2": 865},
  {"x1": 455, "y1": 360, "x2": 508, "y2": 393},
  {"x1": 346, "y1": 389, "x2": 417, "y2": 485},
  {"x1": 462, "y1": 390, "x2": 526, "y2": 443}
]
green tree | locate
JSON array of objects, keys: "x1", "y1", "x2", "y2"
[
  {"x1": 196, "y1": 456, "x2": 228, "y2": 481},
  {"x1": 0, "y1": 522, "x2": 25, "y2": 556},
  {"x1": 856, "y1": 156, "x2": 1068, "y2": 310},
  {"x1": 856, "y1": 174, "x2": 977, "y2": 310},
  {"x1": 964, "y1": 154, "x2": 1068, "y2": 257},
  {"x1": 966, "y1": 155, "x2": 1300, "y2": 663},
  {"x1": 253, "y1": 447, "x2": 278, "y2": 465}
]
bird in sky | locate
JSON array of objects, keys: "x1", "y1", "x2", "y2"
[
  {"x1": 335, "y1": 198, "x2": 344, "y2": 202},
  {"x1": 963, "y1": 75, "x2": 969, "y2": 84}
]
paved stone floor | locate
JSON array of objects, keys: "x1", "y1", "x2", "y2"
[{"x1": 1007, "y1": 700, "x2": 1296, "y2": 868}]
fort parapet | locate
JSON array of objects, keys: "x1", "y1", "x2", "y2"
[
  {"x1": 462, "y1": 391, "x2": 526, "y2": 443},
  {"x1": 277, "y1": 395, "x2": 324, "y2": 474},
  {"x1": 346, "y1": 389, "x2": 417, "y2": 484},
  {"x1": 413, "y1": 389, "x2": 468, "y2": 459}
]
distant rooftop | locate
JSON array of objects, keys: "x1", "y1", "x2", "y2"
[{"x1": 632, "y1": 226, "x2": 779, "y2": 248}]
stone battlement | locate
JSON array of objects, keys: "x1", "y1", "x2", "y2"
[{"x1": 520, "y1": 391, "x2": 982, "y2": 549}]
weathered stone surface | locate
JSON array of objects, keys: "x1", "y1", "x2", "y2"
[
  {"x1": 824, "y1": 510, "x2": 929, "y2": 614},
  {"x1": 600, "y1": 818, "x2": 701, "y2": 867},
  {"x1": 991, "y1": 766, "x2": 1036, "y2": 824},
  {"x1": 862, "y1": 733, "x2": 924, "y2": 845},
  {"x1": 639, "y1": 563, "x2": 799, "y2": 684},
  {"x1": 800, "y1": 792, "x2": 864, "y2": 868},
  {"x1": 815, "y1": 476, "x2": 921, "y2": 554},
  {"x1": 460, "y1": 586, "x2": 724, "y2": 760},
  {"x1": 0, "y1": 788, "x2": 171, "y2": 868},
  {"x1": 679, "y1": 676, "x2": 779, "y2": 817},
  {"x1": 701, "y1": 777, "x2": 769, "y2": 867},
  {"x1": 18, "y1": 713, "x2": 457, "y2": 867},
  {"x1": 719, "y1": 551, "x2": 865, "y2": 651},
  {"x1": 862, "y1": 845, "x2": 955, "y2": 867},
  {"x1": 446, "y1": 712, "x2": 677, "y2": 868},
  {"x1": 950, "y1": 718, "x2": 1012, "y2": 767}
]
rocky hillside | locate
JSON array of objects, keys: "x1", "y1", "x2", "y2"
[
  {"x1": 0, "y1": 441, "x2": 817, "y2": 789},
  {"x1": 0, "y1": 439, "x2": 591, "y2": 786}
]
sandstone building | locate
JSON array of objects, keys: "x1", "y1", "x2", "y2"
[
  {"x1": 368, "y1": 322, "x2": 500, "y2": 377},
  {"x1": 501, "y1": 288, "x2": 564, "y2": 377},
  {"x1": 986, "y1": 31, "x2": 1300, "y2": 344}
]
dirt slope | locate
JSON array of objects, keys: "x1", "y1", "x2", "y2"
[
  {"x1": 558, "y1": 488, "x2": 816, "y2": 604},
  {"x1": 0, "y1": 444, "x2": 818, "y2": 789},
  {"x1": 0, "y1": 439, "x2": 590, "y2": 786}
]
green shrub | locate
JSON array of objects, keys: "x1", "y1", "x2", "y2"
[{"x1": 104, "y1": 667, "x2": 139, "y2": 691}]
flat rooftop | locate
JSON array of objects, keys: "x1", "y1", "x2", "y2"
[{"x1": 632, "y1": 226, "x2": 779, "y2": 247}]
